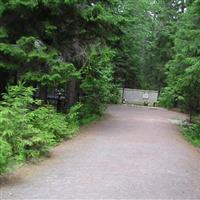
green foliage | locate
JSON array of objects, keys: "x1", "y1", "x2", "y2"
[
  {"x1": 66, "y1": 103, "x2": 82, "y2": 135},
  {"x1": 79, "y1": 114, "x2": 100, "y2": 126},
  {"x1": 0, "y1": 0, "x2": 122, "y2": 107},
  {"x1": 0, "y1": 138, "x2": 12, "y2": 173},
  {"x1": 0, "y1": 36, "x2": 77, "y2": 86},
  {"x1": 0, "y1": 27, "x2": 8, "y2": 39},
  {"x1": 161, "y1": 0, "x2": 200, "y2": 116},
  {"x1": 182, "y1": 124, "x2": 200, "y2": 147},
  {"x1": 114, "y1": 0, "x2": 152, "y2": 89},
  {"x1": 113, "y1": 0, "x2": 179, "y2": 90},
  {"x1": 107, "y1": 84, "x2": 121, "y2": 104},
  {"x1": 80, "y1": 44, "x2": 116, "y2": 115},
  {"x1": 0, "y1": 84, "x2": 80, "y2": 174},
  {"x1": 159, "y1": 86, "x2": 179, "y2": 108},
  {"x1": 0, "y1": 0, "x2": 126, "y2": 174},
  {"x1": 44, "y1": 23, "x2": 57, "y2": 39}
]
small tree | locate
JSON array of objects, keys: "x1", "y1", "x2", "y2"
[{"x1": 80, "y1": 44, "x2": 116, "y2": 116}]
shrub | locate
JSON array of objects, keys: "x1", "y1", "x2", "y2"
[
  {"x1": 0, "y1": 84, "x2": 81, "y2": 174},
  {"x1": 182, "y1": 124, "x2": 200, "y2": 147},
  {"x1": 66, "y1": 103, "x2": 82, "y2": 136},
  {"x1": 107, "y1": 85, "x2": 121, "y2": 104},
  {"x1": 0, "y1": 83, "x2": 40, "y2": 161},
  {"x1": 0, "y1": 138, "x2": 12, "y2": 173}
]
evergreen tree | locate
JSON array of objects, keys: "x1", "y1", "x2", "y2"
[
  {"x1": 160, "y1": 0, "x2": 200, "y2": 119},
  {"x1": 0, "y1": 0, "x2": 122, "y2": 111}
]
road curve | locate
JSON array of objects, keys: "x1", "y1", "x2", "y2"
[{"x1": 1, "y1": 105, "x2": 200, "y2": 199}]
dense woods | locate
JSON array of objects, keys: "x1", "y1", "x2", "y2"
[{"x1": 0, "y1": 0, "x2": 200, "y2": 173}]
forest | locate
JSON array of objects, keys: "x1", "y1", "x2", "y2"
[{"x1": 0, "y1": 0, "x2": 200, "y2": 174}]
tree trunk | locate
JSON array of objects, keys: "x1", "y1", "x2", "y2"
[
  {"x1": 39, "y1": 85, "x2": 48, "y2": 104},
  {"x1": 66, "y1": 78, "x2": 77, "y2": 107},
  {"x1": 0, "y1": 70, "x2": 9, "y2": 99}
]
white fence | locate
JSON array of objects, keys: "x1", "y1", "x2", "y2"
[{"x1": 120, "y1": 88, "x2": 159, "y2": 106}]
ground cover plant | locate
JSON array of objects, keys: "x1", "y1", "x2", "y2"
[{"x1": 182, "y1": 115, "x2": 200, "y2": 148}]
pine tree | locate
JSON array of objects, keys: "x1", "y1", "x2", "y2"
[{"x1": 160, "y1": 0, "x2": 200, "y2": 119}]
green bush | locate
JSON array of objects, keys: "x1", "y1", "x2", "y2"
[
  {"x1": 66, "y1": 103, "x2": 82, "y2": 136},
  {"x1": 0, "y1": 83, "x2": 80, "y2": 174},
  {"x1": 159, "y1": 87, "x2": 177, "y2": 108},
  {"x1": 182, "y1": 124, "x2": 200, "y2": 147},
  {"x1": 0, "y1": 83, "x2": 41, "y2": 161},
  {"x1": 79, "y1": 114, "x2": 100, "y2": 126},
  {"x1": 0, "y1": 138, "x2": 12, "y2": 173},
  {"x1": 107, "y1": 85, "x2": 121, "y2": 104}
]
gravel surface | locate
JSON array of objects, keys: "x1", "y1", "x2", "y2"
[{"x1": 1, "y1": 105, "x2": 200, "y2": 199}]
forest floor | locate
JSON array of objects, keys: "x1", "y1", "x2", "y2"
[{"x1": 1, "y1": 105, "x2": 200, "y2": 199}]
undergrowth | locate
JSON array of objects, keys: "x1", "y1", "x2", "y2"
[
  {"x1": 182, "y1": 123, "x2": 200, "y2": 148},
  {"x1": 0, "y1": 84, "x2": 82, "y2": 174}
]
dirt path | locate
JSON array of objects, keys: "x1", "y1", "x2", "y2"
[{"x1": 1, "y1": 105, "x2": 200, "y2": 199}]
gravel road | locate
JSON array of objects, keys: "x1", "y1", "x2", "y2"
[{"x1": 1, "y1": 105, "x2": 200, "y2": 199}]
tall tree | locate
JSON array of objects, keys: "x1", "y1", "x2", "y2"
[
  {"x1": 160, "y1": 0, "x2": 200, "y2": 119},
  {"x1": 0, "y1": 0, "x2": 122, "y2": 112}
]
